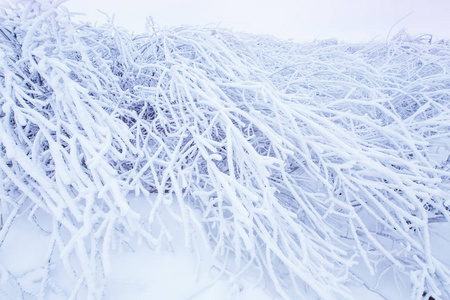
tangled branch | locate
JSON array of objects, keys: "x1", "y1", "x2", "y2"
[{"x1": 0, "y1": 1, "x2": 449, "y2": 299}]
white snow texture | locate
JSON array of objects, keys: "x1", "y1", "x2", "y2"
[{"x1": 0, "y1": 0, "x2": 450, "y2": 299}]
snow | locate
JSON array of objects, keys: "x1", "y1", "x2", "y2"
[
  {"x1": 0, "y1": 214, "x2": 50, "y2": 298},
  {"x1": 0, "y1": 197, "x2": 403, "y2": 300},
  {"x1": 1, "y1": 1, "x2": 450, "y2": 299},
  {"x1": 0, "y1": 196, "x2": 274, "y2": 300},
  {"x1": 104, "y1": 226, "x2": 272, "y2": 300}
]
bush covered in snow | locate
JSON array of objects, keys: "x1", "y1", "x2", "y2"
[{"x1": 1, "y1": 1, "x2": 449, "y2": 299}]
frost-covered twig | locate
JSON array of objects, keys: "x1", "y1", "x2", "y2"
[{"x1": 0, "y1": 1, "x2": 449, "y2": 299}]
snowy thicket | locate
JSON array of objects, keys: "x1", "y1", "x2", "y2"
[{"x1": 1, "y1": 1, "x2": 450, "y2": 299}]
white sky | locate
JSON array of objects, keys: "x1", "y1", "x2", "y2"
[{"x1": 65, "y1": 0, "x2": 450, "y2": 42}]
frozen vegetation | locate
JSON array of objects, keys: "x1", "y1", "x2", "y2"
[{"x1": 1, "y1": 1, "x2": 450, "y2": 299}]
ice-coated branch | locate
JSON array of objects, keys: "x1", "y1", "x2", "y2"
[{"x1": 0, "y1": 1, "x2": 449, "y2": 299}]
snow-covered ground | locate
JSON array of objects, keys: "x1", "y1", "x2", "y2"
[
  {"x1": 0, "y1": 194, "x2": 274, "y2": 299},
  {"x1": 2, "y1": 192, "x2": 449, "y2": 299},
  {"x1": 2, "y1": 193, "x2": 423, "y2": 299}
]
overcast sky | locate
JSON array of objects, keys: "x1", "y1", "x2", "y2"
[{"x1": 65, "y1": 0, "x2": 450, "y2": 42}]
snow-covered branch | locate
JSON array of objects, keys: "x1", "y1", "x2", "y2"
[{"x1": 0, "y1": 1, "x2": 449, "y2": 299}]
